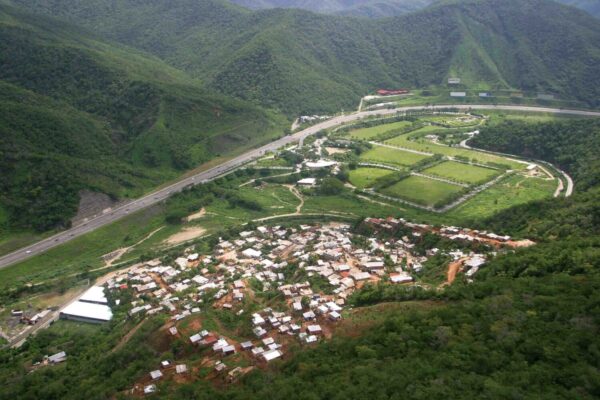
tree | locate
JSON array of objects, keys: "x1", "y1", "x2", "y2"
[{"x1": 318, "y1": 177, "x2": 344, "y2": 195}]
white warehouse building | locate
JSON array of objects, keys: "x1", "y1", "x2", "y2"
[{"x1": 60, "y1": 286, "x2": 113, "y2": 324}]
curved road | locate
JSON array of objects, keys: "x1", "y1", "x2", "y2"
[{"x1": 0, "y1": 104, "x2": 598, "y2": 269}]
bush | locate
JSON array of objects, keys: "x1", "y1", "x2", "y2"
[{"x1": 318, "y1": 177, "x2": 345, "y2": 195}]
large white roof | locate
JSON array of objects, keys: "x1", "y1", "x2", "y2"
[
  {"x1": 305, "y1": 160, "x2": 337, "y2": 169},
  {"x1": 262, "y1": 349, "x2": 282, "y2": 362},
  {"x1": 79, "y1": 286, "x2": 108, "y2": 304},
  {"x1": 61, "y1": 301, "x2": 112, "y2": 321}
]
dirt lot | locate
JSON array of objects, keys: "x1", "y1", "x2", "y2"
[
  {"x1": 325, "y1": 147, "x2": 350, "y2": 155},
  {"x1": 165, "y1": 227, "x2": 207, "y2": 245},
  {"x1": 186, "y1": 208, "x2": 206, "y2": 222}
]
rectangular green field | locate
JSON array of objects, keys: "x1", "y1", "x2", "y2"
[
  {"x1": 422, "y1": 161, "x2": 500, "y2": 184},
  {"x1": 349, "y1": 167, "x2": 395, "y2": 189},
  {"x1": 380, "y1": 175, "x2": 465, "y2": 207},
  {"x1": 360, "y1": 146, "x2": 430, "y2": 166},
  {"x1": 447, "y1": 174, "x2": 557, "y2": 221},
  {"x1": 347, "y1": 121, "x2": 412, "y2": 140},
  {"x1": 385, "y1": 131, "x2": 524, "y2": 170}
]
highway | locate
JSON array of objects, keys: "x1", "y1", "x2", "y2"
[{"x1": 1, "y1": 104, "x2": 599, "y2": 270}]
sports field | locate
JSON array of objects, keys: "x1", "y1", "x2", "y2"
[
  {"x1": 349, "y1": 167, "x2": 395, "y2": 189},
  {"x1": 347, "y1": 121, "x2": 412, "y2": 140},
  {"x1": 380, "y1": 175, "x2": 465, "y2": 207},
  {"x1": 360, "y1": 146, "x2": 430, "y2": 166},
  {"x1": 422, "y1": 161, "x2": 500, "y2": 184}
]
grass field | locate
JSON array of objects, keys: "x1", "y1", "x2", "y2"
[
  {"x1": 302, "y1": 194, "x2": 400, "y2": 217},
  {"x1": 384, "y1": 131, "x2": 524, "y2": 169},
  {"x1": 422, "y1": 161, "x2": 500, "y2": 184},
  {"x1": 347, "y1": 121, "x2": 412, "y2": 140},
  {"x1": 349, "y1": 167, "x2": 395, "y2": 189},
  {"x1": 380, "y1": 175, "x2": 465, "y2": 207},
  {"x1": 360, "y1": 146, "x2": 430, "y2": 167},
  {"x1": 447, "y1": 174, "x2": 557, "y2": 220}
]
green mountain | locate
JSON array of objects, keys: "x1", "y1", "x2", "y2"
[
  {"x1": 229, "y1": 0, "x2": 434, "y2": 17},
  {"x1": 230, "y1": 0, "x2": 600, "y2": 18},
  {"x1": 8, "y1": 0, "x2": 600, "y2": 115},
  {"x1": 0, "y1": 4, "x2": 285, "y2": 232},
  {"x1": 557, "y1": 0, "x2": 600, "y2": 17}
]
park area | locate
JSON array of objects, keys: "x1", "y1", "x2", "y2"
[
  {"x1": 447, "y1": 174, "x2": 557, "y2": 220},
  {"x1": 349, "y1": 167, "x2": 395, "y2": 189},
  {"x1": 360, "y1": 145, "x2": 430, "y2": 167},
  {"x1": 380, "y1": 175, "x2": 465, "y2": 207},
  {"x1": 422, "y1": 161, "x2": 500, "y2": 184},
  {"x1": 384, "y1": 131, "x2": 523, "y2": 169},
  {"x1": 347, "y1": 120, "x2": 412, "y2": 140}
]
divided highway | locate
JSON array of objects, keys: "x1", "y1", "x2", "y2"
[{"x1": 1, "y1": 104, "x2": 599, "y2": 269}]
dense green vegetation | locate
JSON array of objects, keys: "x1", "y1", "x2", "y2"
[
  {"x1": 9, "y1": 0, "x2": 600, "y2": 114},
  {"x1": 0, "y1": 4, "x2": 285, "y2": 233}
]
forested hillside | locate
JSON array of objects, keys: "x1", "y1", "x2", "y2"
[
  {"x1": 231, "y1": 0, "x2": 600, "y2": 18},
  {"x1": 230, "y1": 0, "x2": 433, "y2": 17},
  {"x1": 8, "y1": 0, "x2": 600, "y2": 114},
  {"x1": 0, "y1": 4, "x2": 285, "y2": 232},
  {"x1": 558, "y1": 0, "x2": 600, "y2": 17}
]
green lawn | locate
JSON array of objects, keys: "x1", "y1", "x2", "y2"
[
  {"x1": 385, "y1": 131, "x2": 523, "y2": 169},
  {"x1": 447, "y1": 174, "x2": 557, "y2": 221},
  {"x1": 349, "y1": 167, "x2": 395, "y2": 189},
  {"x1": 360, "y1": 146, "x2": 430, "y2": 167},
  {"x1": 347, "y1": 121, "x2": 412, "y2": 140},
  {"x1": 380, "y1": 175, "x2": 465, "y2": 207},
  {"x1": 422, "y1": 161, "x2": 500, "y2": 184},
  {"x1": 302, "y1": 194, "x2": 400, "y2": 217}
]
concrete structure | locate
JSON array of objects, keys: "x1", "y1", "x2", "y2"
[
  {"x1": 79, "y1": 286, "x2": 108, "y2": 305},
  {"x1": 297, "y1": 178, "x2": 317, "y2": 186},
  {"x1": 305, "y1": 160, "x2": 337, "y2": 169}
]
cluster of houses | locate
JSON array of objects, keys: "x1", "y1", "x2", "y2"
[
  {"x1": 102, "y1": 223, "x2": 433, "y2": 387},
  {"x1": 105, "y1": 223, "x2": 436, "y2": 330},
  {"x1": 141, "y1": 360, "x2": 188, "y2": 395},
  {"x1": 364, "y1": 217, "x2": 518, "y2": 247},
  {"x1": 99, "y1": 219, "x2": 509, "y2": 392}
]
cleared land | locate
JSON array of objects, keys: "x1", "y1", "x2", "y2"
[
  {"x1": 349, "y1": 167, "x2": 395, "y2": 189},
  {"x1": 347, "y1": 121, "x2": 412, "y2": 140},
  {"x1": 360, "y1": 146, "x2": 430, "y2": 167},
  {"x1": 422, "y1": 161, "x2": 499, "y2": 184},
  {"x1": 385, "y1": 131, "x2": 523, "y2": 169},
  {"x1": 380, "y1": 175, "x2": 465, "y2": 207},
  {"x1": 447, "y1": 175, "x2": 556, "y2": 220}
]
